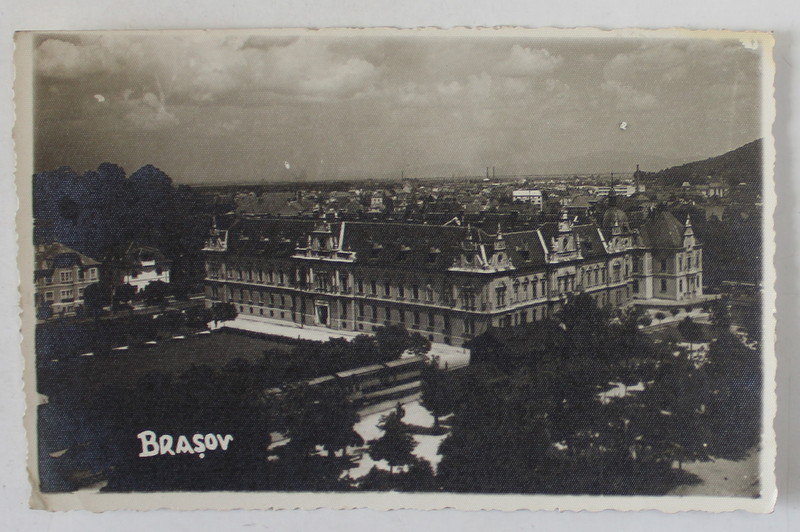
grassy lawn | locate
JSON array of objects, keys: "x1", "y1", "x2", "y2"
[{"x1": 38, "y1": 330, "x2": 294, "y2": 396}]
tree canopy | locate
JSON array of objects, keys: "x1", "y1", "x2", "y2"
[
  {"x1": 34, "y1": 163, "x2": 212, "y2": 297},
  {"x1": 368, "y1": 404, "x2": 417, "y2": 474}
]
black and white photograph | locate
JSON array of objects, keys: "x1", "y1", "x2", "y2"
[{"x1": 14, "y1": 27, "x2": 776, "y2": 512}]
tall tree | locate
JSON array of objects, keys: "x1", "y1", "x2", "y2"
[
  {"x1": 678, "y1": 316, "x2": 705, "y2": 349},
  {"x1": 438, "y1": 367, "x2": 557, "y2": 493},
  {"x1": 374, "y1": 325, "x2": 416, "y2": 361},
  {"x1": 368, "y1": 404, "x2": 417, "y2": 474},
  {"x1": 140, "y1": 280, "x2": 170, "y2": 306},
  {"x1": 420, "y1": 357, "x2": 452, "y2": 428},
  {"x1": 81, "y1": 282, "x2": 108, "y2": 316},
  {"x1": 211, "y1": 302, "x2": 238, "y2": 324},
  {"x1": 283, "y1": 385, "x2": 363, "y2": 458},
  {"x1": 113, "y1": 283, "x2": 137, "y2": 305}
]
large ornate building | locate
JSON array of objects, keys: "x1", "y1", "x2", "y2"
[{"x1": 203, "y1": 207, "x2": 703, "y2": 347}]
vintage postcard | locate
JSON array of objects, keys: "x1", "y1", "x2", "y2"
[{"x1": 14, "y1": 27, "x2": 776, "y2": 512}]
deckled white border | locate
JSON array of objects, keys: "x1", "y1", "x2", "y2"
[{"x1": 14, "y1": 26, "x2": 777, "y2": 513}]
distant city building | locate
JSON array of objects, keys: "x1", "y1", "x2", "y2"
[
  {"x1": 370, "y1": 192, "x2": 385, "y2": 207},
  {"x1": 596, "y1": 184, "x2": 638, "y2": 197},
  {"x1": 565, "y1": 195, "x2": 597, "y2": 221},
  {"x1": 102, "y1": 242, "x2": 171, "y2": 293},
  {"x1": 203, "y1": 205, "x2": 704, "y2": 347},
  {"x1": 703, "y1": 181, "x2": 730, "y2": 198},
  {"x1": 35, "y1": 242, "x2": 100, "y2": 318},
  {"x1": 512, "y1": 189, "x2": 543, "y2": 206}
]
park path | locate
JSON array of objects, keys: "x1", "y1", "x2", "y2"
[{"x1": 668, "y1": 448, "x2": 760, "y2": 497}]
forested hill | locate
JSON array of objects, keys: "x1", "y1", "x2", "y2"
[{"x1": 647, "y1": 139, "x2": 762, "y2": 187}]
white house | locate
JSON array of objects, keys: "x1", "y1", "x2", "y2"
[
  {"x1": 103, "y1": 242, "x2": 171, "y2": 293},
  {"x1": 512, "y1": 189, "x2": 543, "y2": 205}
]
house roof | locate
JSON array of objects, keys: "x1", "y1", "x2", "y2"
[
  {"x1": 574, "y1": 224, "x2": 607, "y2": 259},
  {"x1": 500, "y1": 231, "x2": 548, "y2": 267},
  {"x1": 213, "y1": 210, "x2": 695, "y2": 272},
  {"x1": 569, "y1": 195, "x2": 595, "y2": 209},
  {"x1": 601, "y1": 207, "x2": 631, "y2": 231},
  {"x1": 638, "y1": 211, "x2": 686, "y2": 249},
  {"x1": 35, "y1": 242, "x2": 100, "y2": 272},
  {"x1": 103, "y1": 242, "x2": 170, "y2": 267},
  {"x1": 221, "y1": 218, "x2": 319, "y2": 258},
  {"x1": 340, "y1": 222, "x2": 493, "y2": 271}
]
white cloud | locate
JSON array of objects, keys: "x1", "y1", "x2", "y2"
[
  {"x1": 395, "y1": 82, "x2": 430, "y2": 105},
  {"x1": 741, "y1": 39, "x2": 760, "y2": 50},
  {"x1": 495, "y1": 45, "x2": 562, "y2": 77},
  {"x1": 600, "y1": 80, "x2": 658, "y2": 111},
  {"x1": 36, "y1": 38, "x2": 119, "y2": 79},
  {"x1": 436, "y1": 81, "x2": 462, "y2": 96},
  {"x1": 36, "y1": 35, "x2": 381, "y2": 103},
  {"x1": 604, "y1": 43, "x2": 688, "y2": 85},
  {"x1": 122, "y1": 90, "x2": 179, "y2": 131},
  {"x1": 501, "y1": 77, "x2": 530, "y2": 96},
  {"x1": 465, "y1": 72, "x2": 492, "y2": 99},
  {"x1": 245, "y1": 38, "x2": 381, "y2": 100}
]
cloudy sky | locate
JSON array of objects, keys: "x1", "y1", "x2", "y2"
[{"x1": 33, "y1": 30, "x2": 765, "y2": 183}]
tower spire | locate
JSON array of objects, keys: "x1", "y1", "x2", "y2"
[
  {"x1": 683, "y1": 213, "x2": 695, "y2": 249},
  {"x1": 493, "y1": 223, "x2": 506, "y2": 251},
  {"x1": 559, "y1": 210, "x2": 572, "y2": 233}
]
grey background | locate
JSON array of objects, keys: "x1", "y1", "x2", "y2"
[{"x1": 1, "y1": 1, "x2": 797, "y2": 530}]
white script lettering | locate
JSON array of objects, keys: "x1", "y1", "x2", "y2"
[{"x1": 137, "y1": 431, "x2": 233, "y2": 458}]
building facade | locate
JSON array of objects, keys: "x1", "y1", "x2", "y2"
[
  {"x1": 630, "y1": 211, "x2": 703, "y2": 302},
  {"x1": 512, "y1": 189, "x2": 543, "y2": 206},
  {"x1": 205, "y1": 209, "x2": 702, "y2": 345},
  {"x1": 203, "y1": 207, "x2": 703, "y2": 347},
  {"x1": 34, "y1": 242, "x2": 100, "y2": 318}
]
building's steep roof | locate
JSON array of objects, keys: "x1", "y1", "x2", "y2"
[
  {"x1": 215, "y1": 211, "x2": 688, "y2": 271},
  {"x1": 573, "y1": 224, "x2": 607, "y2": 259},
  {"x1": 103, "y1": 242, "x2": 170, "y2": 267},
  {"x1": 341, "y1": 222, "x2": 492, "y2": 271},
  {"x1": 569, "y1": 195, "x2": 595, "y2": 209},
  {"x1": 638, "y1": 210, "x2": 686, "y2": 249},
  {"x1": 601, "y1": 207, "x2": 631, "y2": 231},
  {"x1": 224, "y1": 218, "x2": 320, "y2": 258},
  {"x1": 35, "y1": 242, "x2": 100, "y2": 272},
  {"x1": 501, "y1": 231, "x2": 548, "y2": 267},
  {"x1": 537, "y1": 222, "x2": 560, "y2": 245}
]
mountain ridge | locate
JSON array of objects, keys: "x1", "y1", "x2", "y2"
[{"x1": 645, "y1": 139, "x2": 762, "y2": 187}]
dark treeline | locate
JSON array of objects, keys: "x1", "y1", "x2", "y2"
[
  {"x1": 256, "y1": 324, "x2": 430, "y2": 388},
  {"x1": 695, "y1": 216, "x2": 762, "y2": 287},
  {"x1": 39, "y1": 297, "x2": 761, "y2": 494},
  {"x1": 38, "y1": 324, "x2": 430, "y2": 492},
  {"x1": 672, "y1": 205, "x2": 762, "y2": 287},
  {"x1": 33, "y1": 163, "x2": 219, "y2": 297},
  {"x1": 432, "y1": 295, "x2": 761, "y2": 495},
  {"x1": 36, "y1": 305, "x2": 211, "y2": 363}
]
